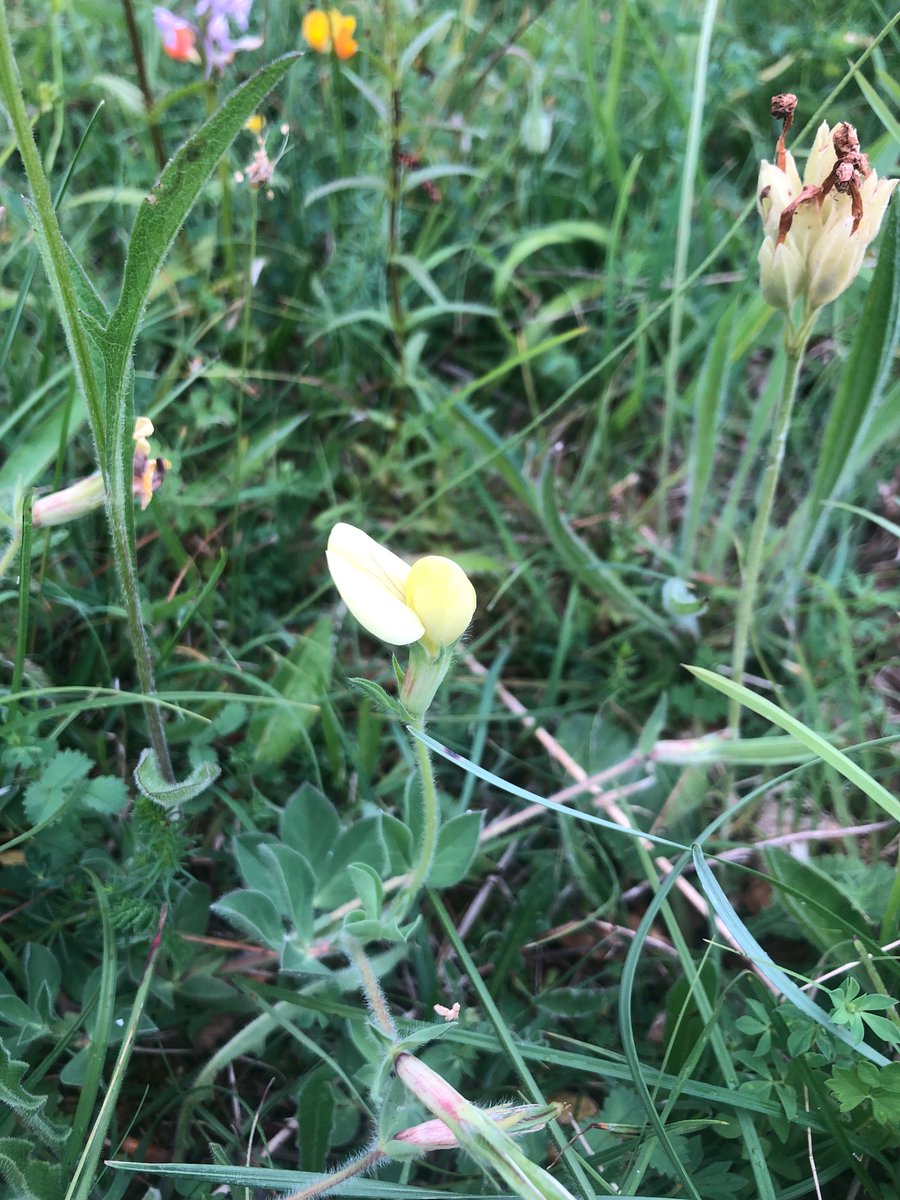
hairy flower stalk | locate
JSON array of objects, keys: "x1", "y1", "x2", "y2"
[{"x1": 729, "y1": 95, "x2": 896, "y2": 733}]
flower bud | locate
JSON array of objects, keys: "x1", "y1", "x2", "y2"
[
  {"x1": 33, "y1": 473, "x2": 106, "y2": 528},
  {"x1": 757, "y1": 235, "x2": 805, "y2": 313},
  {"x1": 394, "y1": 1053, "x2": 469, "y2": 1126},
  {"x1": 520, "y1": 104, "x2": 553, "y2": 156},
  {"x1": 386, "y1": 1102, "x2": 567, "y2": 1158}
]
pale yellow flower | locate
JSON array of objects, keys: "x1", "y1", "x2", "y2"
[
  {"x1": 326, "y1": 523, "x2": 475, "y2": 653},
  {"x1": 757, "y1": 109, "x2": 897, "y2": 313}
]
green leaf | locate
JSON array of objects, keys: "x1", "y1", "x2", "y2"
[
  {"x1": 80, "y1": 775, "x2": 129, "y2": 815},
  {"x1": 382, "y1": 814, "x2": 414, "y2": 874},
  {"x1": 828, "y1": 1062, "x2": 900, "y2": 1131},
  {"x1": 348, "y1": 675, "x2": 409, "y2": 720},
  {"x1": 347, "y1": 862, "x2": 384, "y2": 921},
  {"x1": 23, "y1": 750, "x2": 91, "y2": 824},
  {"x1": 341, "y1": 912, "x2": 407, "y2": 943},
  {"x1": 686, "y1": 667, "x2": 900, "y2": 822},
  {"x1": 212, "y1": 890, "x2": 285, "y2": 951},
  {"x1": 429, "y1": 812, "x2": 483, "y2": 887},
  {"x1": 861, "y1": 1013, "x2": 900, "y2": 1045},
  {"x1": 24, "y1": 945, "x2": 60, "y2": 1023},
  {"x1": 133, "y1": 748, "x2": 220, "y2": 809},
  {"x1": 258, "y1": 844, "x2": 317, "y2": 944},
  {"x1": 250, "y1": 617, "x2": 332, "y2": 765},
  {"x1": 103, "y1": 54, "x2": 301, "y2": 378},
  {"x1": 765, "y1": 848, "x2": 873, "y2": 952},
  {"x1": 0, "y1": 1041, "x2": 68, "y2": 1147},
  {"x1": 316, "y1": 817, "x2": 388, "y2": 908},
  {"x1": 280, "y1": 784, "x2": 340, "y2": 878},
  {"x1": 234, "y1": 836, "x2": 279, "y2": 897},
  {"x1": 494, "y1": 220, "x2": 610, "y2": 297},
  {"x1": 297, "y1": 1068, "x2": 335, "y2": 1172},
  {"x1": 0, "y1": 1139, "x2": 63, "y2": 1200}
]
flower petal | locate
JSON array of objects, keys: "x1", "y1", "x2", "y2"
[
  {"x1": 326, "y1": 524, "x2": 425, "y2": 644},
  {"x1": 803, "y1": 121, "x2": 834, "y2": 187},
  {"x1": 328, "y1": 523, "x2": 411, "y2": 596},
  {"x1": 302, "y1": 9, "x2": 331, "y2": 51},
  {"x1": 405, "y1": 555, "x2": 476, "y2": 649},
  {"x1": 326, "y1": 551, "x2": 424, "y2": 644}
]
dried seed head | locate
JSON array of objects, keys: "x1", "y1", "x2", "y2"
[
  {"x1": 832, "y1": 122, "x2": 860, "y2": 159},
  {"x1": 833, "y1": 161, "x2": 856, "y2": 192},
  {"x1": 771, "y1": 92, "x2": 798, "y2": 172},
  {"x1": 770, "y1": 93, "x2": 797, "y2": 120}
]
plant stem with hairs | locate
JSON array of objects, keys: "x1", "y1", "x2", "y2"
[
  {"x1": 390, "y1": 718, "x2": 441, "y2": 923},
  {"x1": 0, "y1": 0, "x2": 174, "y2": 782},
  {"x1": 728, "y1": 310, "x2": 817, "y2": 734}
]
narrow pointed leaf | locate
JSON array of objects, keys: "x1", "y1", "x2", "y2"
[
  {"x1": 104, "y1": 54, "x2": 300, "y2": 365},
  {"x1": 686, "y1": 667, "x2": 900, "y2": 822},
  {"x1": 692, "y1": 847, "x2": 888, "y2": 1066}
]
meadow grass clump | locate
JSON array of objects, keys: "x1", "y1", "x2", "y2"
[{"x1": 0, "y1": 2, "x2": 898, "y2": 1198}]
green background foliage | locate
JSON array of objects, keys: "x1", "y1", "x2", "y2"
[{"x1": 0, "y1": 0, "x2": 898, "y2": 1196}]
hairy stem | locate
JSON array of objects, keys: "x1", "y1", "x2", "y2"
[
  {"x1": 342, "y1": 934, "x2": 397, "y2": 1040},
  {"x1": 0, "y1": 0, "x2": 173, "y2": 781},
  {"x1": 728, "y1": 313, "x2": 816, "y2": 733},
  {"x1": 283, "y1": 1148, "x2": 385, "y2": 1200},
  {"x1": 391, "y1": 720, "x2": 441, "y2": 922}
]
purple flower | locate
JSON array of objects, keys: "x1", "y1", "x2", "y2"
[
  {"x1": 203, "y1": 10, "x2": 262, "y2": 73},
  {"x1": 195, "y1": 0, "x2": 254, "y2": 31}
]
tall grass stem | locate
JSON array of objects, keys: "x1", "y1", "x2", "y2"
[
  {"x1": 658, "y1": 0, "x2": 719, "y2": 544},
  {"x1": 120, "y1": 0, "x2": 168, "y2": 171}
]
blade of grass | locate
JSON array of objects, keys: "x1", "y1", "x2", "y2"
[
  {"x1": 429, "y1": 892, "x2": 598, "y2": 1200},
  {"x1": 408, "y1": 727, "x2": 688, "y2": 853},
  {"x1": 62, "y1": 869, "x2": 117, "y2": 1177},
  {"x1": 691, "y1": 847, "x2": 889, "y2": 1066},
  {"x1": 64, "y1": 907, "x2": 167, "y2": 1200},
  {"x1": 685, "y1": 666, "x2": 900, "y2": 821},
  {"x1": 679, "y1": 298, "x2": 735, "y2": 573},
  {"x1": 658, "y1": 0, "x2": 720, "y2": 544}
]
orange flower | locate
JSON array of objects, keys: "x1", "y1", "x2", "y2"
[
  {"x1": 153, "y1": 7, "x2": 201, "y2": 63},
  {"x1": 301, "y1": 8, "x2": 358, "y2": 59}
]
